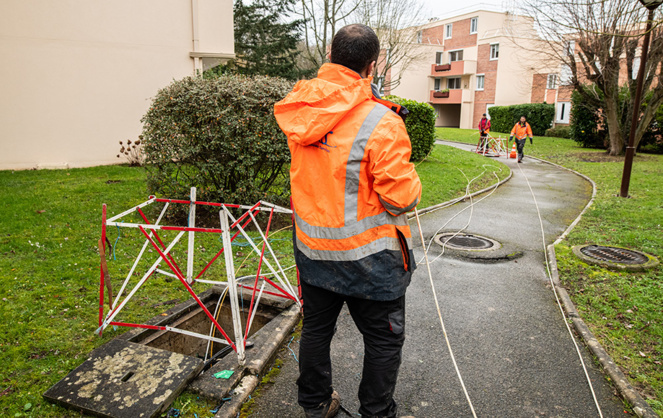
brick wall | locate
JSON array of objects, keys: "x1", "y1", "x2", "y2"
[
  {"x1": 558, "y1": 85, "x2": 573, "y2": 102},
  {"x1": 422, "y1": 18, "x2": 477, "y2": 49},
  {"x1": 473, "y1": 43, "x2": 498, "y2": 128},
  {"x1": 531, "y1": 74, "x2": 546, "y2": 103}
]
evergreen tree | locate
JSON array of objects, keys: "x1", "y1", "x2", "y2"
[{"x1": 233, "y1": 0, "x2": 307, "y2": 80}]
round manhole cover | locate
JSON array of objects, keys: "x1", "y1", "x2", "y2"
[
  {"x1": 572, "y1": 244, "x2": 658, "y2": 271},
  {"x1": 434, "y1": 233, "x2": 500, "y2": 251},
  {"x1": 579, "y1": 245, "x2": 648, "y2": 265}
]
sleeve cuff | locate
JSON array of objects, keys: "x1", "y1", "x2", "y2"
[{"x1": 379, "y1": 195, "x2": 420, "y2": 216}]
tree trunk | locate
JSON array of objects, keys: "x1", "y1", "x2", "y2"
[{"x1": 603, "y1": 98, "x2": 624, "y2": 155}]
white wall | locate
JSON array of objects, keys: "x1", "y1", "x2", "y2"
[{"x1": 0, "y1": 0, "x2": 234, "y2": 170}]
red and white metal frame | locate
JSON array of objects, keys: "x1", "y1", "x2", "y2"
[{"x1": 96, "y1": 188, "x2": 299, "y2": 365}]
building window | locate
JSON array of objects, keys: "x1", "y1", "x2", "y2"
[
  {"x1": 565, "y1": 40, "x2": 575, "y2": 56},
  {"x1": 445, "y1": 24, "x2": 452, "y2": 39},
  {"x1": 434, "y1": 78, "x2": 441, "y2": 91},
  {"x1": 436, "y1": 51, "x2": 444, "y2": 64},
  {"x1": 448, "y1": 50, "x2": 464, "y2": 63},
  {"x1": 470, "y1": 17, "x2": 478, "y2": 34},
  {"x1": 476, "y1": 75, "x2": 485, "y2": 90},
  {"x1": 417, "y1": 31, "x2": 422, "y2": 43},
  {"x1": 556, "y1": 102, "x2": 571, "y2": 124},
  {"x1": 447, "y1": 77, "x2": 461, "y2": 89},
  {"x1": 490, "y1": 43, "x2": 499, "y2": 60},
  {"x1": 632, "y1": 57, "x2": 641, "y2": 79},
  {"x1": 546, "y1": 74, "x2": 558, "y2": 89},
  {"x1": 560, "y1": 65, "x2": 573, "y2": 85}
]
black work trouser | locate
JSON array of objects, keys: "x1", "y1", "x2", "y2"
[
  {"x1": 297, "y1": 280, "x2": 405, "y2": 417},
  {"x1": 515, "y1": 138, "x2": 526, "y2": 161}
]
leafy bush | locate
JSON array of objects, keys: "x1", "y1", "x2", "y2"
[
  {"x1": 487, "y1": 103, "x2": 555, "y2": 136},
  {"x1": 141, "y1": 74, "x2": 294, "y2": 221},
  {"x1": 545, "y1": 126, "x2": 571, "y2": 138},
  {"x1": 570, "y1": 88, "x2": 606, "y2": 149},
  {"x1": 385, "y1": 96, "x2": 436, "y2": 161},
  {"x1": 639, "y1": 100, "x2": 663, "y2": 154}
]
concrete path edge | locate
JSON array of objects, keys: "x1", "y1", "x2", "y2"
[
  {"x1": 529, "y1": 155, "x2": 658, "y2": 418},
  {"x1": 214, "y1": 305, "x2": 301, "y2": 418}
]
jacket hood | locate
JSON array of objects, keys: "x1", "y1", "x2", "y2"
[{"x1": 274, "y1": 63, "x2": 374, "y2": 146}]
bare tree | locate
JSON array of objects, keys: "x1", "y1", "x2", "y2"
[
  {"x1": 298, "y1": 0, "x2": 362, "y2": 68},
  {"x1": 296, "y1": 0, "x2": 428, "y2": 89},
  {"x1": 521, "y1": 0, "x2": 663, "y2": 155},
  {"x1": 352, "y1": 0, "x2": 428, "y2": 92}
]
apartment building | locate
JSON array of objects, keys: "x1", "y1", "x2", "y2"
[
  {"x1": 0, "y1": 0, "x2": 234, "y2": 170},
  {"x1": 390, "y1": 10, "x2": 543, "y2": 129}
]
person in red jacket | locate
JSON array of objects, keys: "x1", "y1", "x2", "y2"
[
  {"x1": 274, "y1": 24, "x2": 421, "y2": 418},
  {"x1": 510, "y1": 116, "x2": 533, "y2": 163},
  {"x1": 478, "y1": 113, "x2": 491, "y2": 150}
]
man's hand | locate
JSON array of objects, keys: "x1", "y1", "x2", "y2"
[{"x1": 530, "y1": 137, "x2": 533, "y2": 145}]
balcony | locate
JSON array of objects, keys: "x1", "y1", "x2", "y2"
[
  {"x1": 429, "y1": 89, "x2": 462, "y2": 104},
  {"x1": 430, "y1": 60, "x2": 477, "y2": 77}
]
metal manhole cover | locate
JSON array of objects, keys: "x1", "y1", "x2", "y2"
[
  {"x1": 434, "y1": 233, "x2": 500, "y2": 251},
  {"x1": 572, "y1": 244, "x2": 658, "y2": 272},
  {"x1": 579, "y1": 245, "x2": 648, "y2": 265}
]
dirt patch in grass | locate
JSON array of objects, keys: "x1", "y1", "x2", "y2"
[{"x1": 573, "y1": 151, "x2": 656, "y2": 163}]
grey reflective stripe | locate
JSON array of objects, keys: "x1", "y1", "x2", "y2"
[
  {"x1": 296, "y1": 235, "x2": 402, "y2": 262},
  {"x1": 379, "y1": 195, "x2": 419, "y2": 216},
  {"x1": 294, "y1": 209, "x2": 407, "y2": 240},
  {"x1": 344, "y1": 104, "x2": 390, "y2": 224}
]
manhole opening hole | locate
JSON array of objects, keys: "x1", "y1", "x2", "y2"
[
  {"x1": 434, "y1": 233, "x2": 500, "y2": 251},
  {"x1": 579, "y1": 245, "x2": 649, "y2": 265}
]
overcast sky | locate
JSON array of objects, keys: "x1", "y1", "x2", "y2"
[{"x1": 418, "y1": 0, "x2": 513, "y2": 21}]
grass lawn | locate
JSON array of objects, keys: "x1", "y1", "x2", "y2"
[
  {"x1": 0, "y1": 145, "x2": 506, "y2": 417},
  {"x1": 437, "y1": 127, "x2": 663, "y2": 414}
]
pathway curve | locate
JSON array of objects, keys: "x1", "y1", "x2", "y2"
[{"x1": 247, "y1": 142, "x2": 629, "y2": 417}]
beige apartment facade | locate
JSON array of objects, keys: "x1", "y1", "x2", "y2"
[
  {"x1": 0, "y1": 0, "x2": 234, "y2": 170},
  {"x1": 390, "y1": 10, "x2": 544, "y2": 129}
]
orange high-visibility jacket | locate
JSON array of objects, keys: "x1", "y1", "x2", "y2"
[
  {"x1": 274, "y1": 63, "x2": 422, "y2": 300},
  {"x1": 510, "y1": 122, "x2": 533, "y2": 140}
]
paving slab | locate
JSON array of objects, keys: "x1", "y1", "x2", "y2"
[
  {"x1": 43, "y1": 339, "x2": 202, "y2": 418},
  {"x1": 247, "y1": 143, "x2": 631, "y2": 417}
]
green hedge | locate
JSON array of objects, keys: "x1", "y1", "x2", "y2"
[
  {"x1": 385, "y1": 96, "x2": 436, "y2": 161},
  {"x1": 141, "y1": 74, "x2": 294, "y2": 221},
  {"x1": 488, "y1": 103, "x2": 554, "y2": 136},
  {"x1": 569, "y1": 88, "x2": 606, "y2": 149},
  {"x1": 545, "y1": 126, "x2": 571, "y2": 138}
]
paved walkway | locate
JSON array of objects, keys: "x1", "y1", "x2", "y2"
[{"x1": 248, "y1": 142, "x2": 629, "y2": 417}]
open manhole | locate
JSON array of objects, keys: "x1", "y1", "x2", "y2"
[
  {"x1": 434, "y1": 232, "x2": 501, "y2": 251},
  {"x1": 44, "y1": 285, "x2": 294, "y2": 417},
  {"x1": 573, "y1": 244, "x2": 659, "y2": 271}
]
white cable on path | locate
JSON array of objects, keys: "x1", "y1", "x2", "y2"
[
  {"x1": 414, "y1": 206, "x2": 478, "y2": 418},
  {"x1": 516, "y1": 162, "x2": 604, "y2": 418}
]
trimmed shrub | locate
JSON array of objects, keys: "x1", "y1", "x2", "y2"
[
  {"x1": 385, "y1": 96, "x2": 436, "y2": 161},
  {"x1": 141, "y1": 74, "x2": 294, "y2": 221},
  {"x1": 545, "y1": 126, "x2": 571, "y2": 138},
  {"x1": 487, "y1": 103, "x2": 555, "y2": 136}
]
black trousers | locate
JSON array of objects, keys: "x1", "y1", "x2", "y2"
[
  {"x1": 515, "y1": 138, "x2": 526, "y2": 161},
  {"x1": 297, "y1": 280, "x2": 406, "y2": 417}
]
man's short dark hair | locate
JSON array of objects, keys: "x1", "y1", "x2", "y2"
[{"x1": 331, "y1": 24, "x2": 380, "y2": 74}]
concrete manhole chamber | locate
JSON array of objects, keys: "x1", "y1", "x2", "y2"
[
  {"x1": 572, "y1": 244, "x2": 659, "y2": 271},
  {"x1": 434, "y1": 232, "x2": 501, "y2": 251}
]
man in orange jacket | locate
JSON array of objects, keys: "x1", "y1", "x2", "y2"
[
  {"x1": 510, "y1": 116, "x2": 533, "y2": 163},
  {"x1": 274, "y1": 24, "x2": 422, "y2": 418}
]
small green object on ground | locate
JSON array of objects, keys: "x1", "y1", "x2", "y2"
[{"x1": 214, "y1": 370, "x2": 235, "y2": 379}]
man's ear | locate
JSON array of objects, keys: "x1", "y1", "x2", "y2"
[{"x1": 367, "y1": 61, "x2": 376, "y2": 77}]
